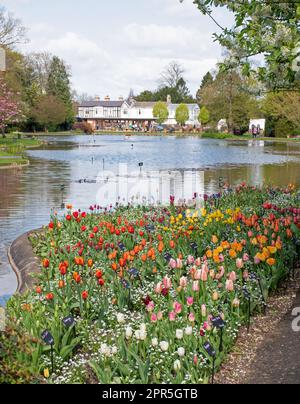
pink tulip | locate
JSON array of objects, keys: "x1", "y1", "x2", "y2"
[
  {"x1": 195, "y1": 258, "x2": 201, "y2": 267},
  {"x1": 228, "y1": 271, "x2": 237, "y2": 282},
  {"x1": 187, "y1": 255, "x2": 195, "y2": 265},
  {"x1": 254, "y1": 257, "x2": 260, "y2": 265},
  {"x1": 194, "y1": 270, "x2": 201, "y2": 280},
  {"x1": 200, "y1": 269, "x2": 208, "y2": 282},
  {"x1": 243, "y1": 270, "x2": 249, "y2": 280},
  {"x1": 201, "y1": 304, "x2": 207, "y2": 317},
  {"x1": 216, "y1": 266, "x2": 225, "y2": 280},
  {"x1": 192, "y1": 281, "x2": 199, "y2": 292},
  {"x1": 151, "y1": 314, "x2": 157, "y2": 323},
  {"x1": 169, "y1": 259, "x2": 177, "y2": 269},
  {"x1": 243, "y1": 253, "x2": 250, "y2": 262},
  {"x1": 189, "y1": 312, "x2": 195, "y2": 322},
  {"x1": 226, "y1": 280, "x2": 234, "y2": 292},
  {"x1": 173, "y1": 302, "x2": 182, "y2": 314},
  {"x1": 154, "y1": 282, "x2": 162, "y2": 294},
  {"x1": 169, "y1": 311, "x2": 176, "y2": 321},
  {"x1": 219, "y1": 254, "x2": 225, "y2": 263},
  {"x1": 157, "y1": 311, "x2": 163, "y2": 321},
  {"x1": 187, "y1": 297, "x2": 194, "y2": 306},
  {"x1": 194, "y1": 355, "x2": 198, "y2": 365},
  {"x1": 180, "y1": 276, "x2": 187, "y2": 288},
  {"x1": 209, "y1": 270, "x2": 215, "y2": 279},
  {"x1": 163, "y1": 276, "x2": 172, "y2": 289},
  {"x1": 147, "y1": 301, "x2": 155, "y2": 312},
  {"x1": 236, "y1": 258, "x2": 244, "y2": 269}
]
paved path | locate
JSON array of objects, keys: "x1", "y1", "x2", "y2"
[{"x1": 245, "y1": 292, "x2": 300, "y2": 384}]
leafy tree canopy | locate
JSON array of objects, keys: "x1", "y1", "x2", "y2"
[
  {"x1": 153, "y1": 101, "x2": 169, "y2": 125},
  {"x1": 175, "y1": 103, "x2": 190, "y2": 125}
]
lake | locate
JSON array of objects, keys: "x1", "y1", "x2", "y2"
[{"x1": 0, "y1": 134, "x2": 300, "y2": 298}]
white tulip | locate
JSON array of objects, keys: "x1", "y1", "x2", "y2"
[
  {"x1": 176, "y1": 329, "x2": 184, "y2": 340},
  {"x1": 140, "y1": 323, "x2": 147, "y2": 333},
  {"x1": 135, "y1": 330, "x2": 141, "y2": 340},
  {"x1": 177, "y1": 347, "x2": 185, "y2": 357},
  {"x1": 152, "y1": 337, "x2": 158, "y2": 347},
  {"x1": 174, "y1": 360, "x2": 181, "y2": 372},
  {"x1": 125, "y1": 327, "x2": 133, "y2": 339},
  {"x1": 140, "y1": 331, "x2": 147, "y2": 341},
  {"x1": 112, "y1": 346, "x2": 118, "y2": 355},
  {"x1": 185, "y1": 326, "x2": 193, "y2": 336},
  {"x1": 117, "y1": 313, "x2": 125, "y2": 324},
  {"x1": 160, "y1": 341, "x2": 169, "y2": 352}
]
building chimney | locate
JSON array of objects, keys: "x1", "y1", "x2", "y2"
[
  {"x1": 104, "y1": 95, "x2": 110, "y2": 101},
  {"x1": 118, "y1": 96, "x2": 124, "y2": 101},
  {"x1": 94, "y1": 95, "x2": 100, "y2": 102}
]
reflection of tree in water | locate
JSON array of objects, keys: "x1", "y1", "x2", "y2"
[
  {"x1": 0, "y1": 158, "x2": 72, "y2": 221},
  {"x1": 0, "y1": 168, "x2": 23, "y2": 217}
]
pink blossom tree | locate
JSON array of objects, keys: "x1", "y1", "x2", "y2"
[{"x1": 0, "y1": 77, "x2": 22, "y2": 136}]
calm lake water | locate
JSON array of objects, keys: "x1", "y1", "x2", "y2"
[{"x1": 0, "y1": 134, "x2": 300, "y2": 299}]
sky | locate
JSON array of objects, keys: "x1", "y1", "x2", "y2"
[{"x1": 1, "y1": 0, "x2": 234, "y2": 99}]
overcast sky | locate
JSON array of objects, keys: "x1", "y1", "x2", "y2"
[{"x1": 2, "y1": 0, "x2": 233, "y2": 99}]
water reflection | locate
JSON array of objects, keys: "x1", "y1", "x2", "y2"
[{"x1": 0, "y1": 135, "x2": 300, "y2": 297}]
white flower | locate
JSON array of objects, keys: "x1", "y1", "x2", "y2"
[
  {"x1": 112, "y1": 346, "x2": 118, "y2": 355},
  {"x1": 135, "y1": 330, "x2": 141, "y2": 340},
  {"x1": 125, "y1": 327, "x2": 133, "y2": 339},
  {"x1": 117, "y1": 313, "x2": 125, "y2": 324},
  {"x1": 100, "y1": 343, "x2": 111, "y2": 357},
  {"x1": 176, "y1": 329, "x2": 184, "y2": 340},
  {"x1": 160, "y1": 341, "x2": 169, "y2": 352},
  {"x1": 140, "y1": 323, "x2": 147, "y2": 333},
  {"x1": 140, "y1": 330, "x2": 147, "y2": 341},
  {"x1": 185, "y1": 326, "x2": 193, "y2": 336},
  {"x1": 152, "y1": 337, "x2": 158, "y2": 347},
  {"x1": 174, "y1": 360, "x2": 181, "y2": 372},
  {"x1": 177, "y1": 347, "x2": 185, "y2": 357}
]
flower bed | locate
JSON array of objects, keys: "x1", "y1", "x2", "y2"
[{"x1": 5, "y1": 185, "x2": 300, "y2": 384}]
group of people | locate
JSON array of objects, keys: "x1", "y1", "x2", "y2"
[{"x1": 251, "y1": 124, "x2": 262, "y2": 138}]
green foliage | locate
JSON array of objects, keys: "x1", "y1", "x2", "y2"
[
  {"x1": 153, "y1": 101, "x2": 169, "y2": 124},
  {"x1": 175, "y1": 103, "x2": 189, "y2": 125},
  {"x1": 199, "y1": 106, "x2": 210, "y2": 125},
  {"x1": 274, "y1": 119, "x2": 295, "y2": 139},
  {"x1": 191, "y1": 0, "x2": 300, "y2": 91},
  {"x1": 31, "y1": 95, "x2": 68, "y2": 131}
]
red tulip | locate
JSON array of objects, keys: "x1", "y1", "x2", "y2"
[
  {"x1": 82, "y1": 291, "x2": 88, "y2": 300},
  {"x1": 42, "y1": 259, "x2": 50, "y2": 268},
  {"x1": 46, "y1": 293, "x2": 54, "y2": 301}
]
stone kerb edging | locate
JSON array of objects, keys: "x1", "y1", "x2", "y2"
[{"x1": 7, "y1": 229, "x2": 43, "y2": 294}]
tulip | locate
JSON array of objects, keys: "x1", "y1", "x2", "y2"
[
  {"x1": 178, "y1": 347, "x2": 185, "y2": 357},
  {"x1": 185, "y1": 326, "x2": 193, "y2": 336},
  {"x1": 236, "y1": 258, "x2": 244, "y2": 269},
  {"x1": 157, "y1": 311, "x2": 163, "y2": 321},
  {"x1": 42, "y1": 259, "x2": 50, "y2": 269},
  {"x1": 125, "y1": 327, "x2": 133, "y2": 339},
  {"x1": 194, "y1": 355, "x2": 198, "y2": 365},
  {"x1": 176, "y1": 259, "x2": 183, "y2": 269},
  {"x1": 212, "y1": 291, "x2": 219, "y2": 301},
  {"x1": 226, "y1": 280, "x2": 234, "y2": 292},
  {"x1": 195, "y1": 258, "x2": 201, "y2": 267},
  {"x1": 152, "y1": 338, "x2": 159, "y2": 347},
  {"x1": 200, "y1": 269, "x2": 208, "y2": 282},
  {"x1": 151, "y1": 314, "x2": 157, "y2": 323},
  {"x1": 82, "y1": 291, "x2": 88, "y2": 300},
  {"x1": 174, "y1": 360, "x2": 181, "y2": 372},
  {"x1": 228, "y1": 271, "x2": 237, "y2": 282},
  {"x1": 232, "y1": 298, "x2": 240, "y2": 308},
  {"x1": 117, "y1": 313, "x2": 125, "y2": 324},
  {"x1": 192, "y1": 281, "x2": 199, "y2": 292},
  {"x1": 169, "y1": 311, "x2": 176, "y2": 321},
  {"x1": 189, "y1": 312, "x2": 195, "y2": 322},
  {"x1": 201, "y1": 304, "x2": 207, "y2": 317},
  {"x1": 180, "y1": 277, "x2": 187, "y2": 288},
  {"x1": 169, "y1": 259, "x2": 177, "y2": 269},
  {"x1": 154, "y1": 282, "x2": 163, "y2": 294},
  {"x1": 176, "y1": 329, "x2": 184, "y2": 340},
  {"x1": 187, "y1": 297, "x2": 194, "y2": 306},
  {"x1": 160, "y1": 341, "x2": 169, "y2": 352},
  {"x1": 187, "y1": 255, "x2": 195, "y2": 265},
  {"x1": 194, "y1": 270, "x2": 201, "y2": 280},
  {"x1": 36, "y1": 286, "x2": 42, "y2": 294},
  {"x1": 147, "y1": 301, "x2": 155, "y2": 312},
  {"x1": 173, "y1": 302, "x2": 183, "y2": 314},
  {"x1": 243, "y1": 253, "x2": 250, "y2": 262}
]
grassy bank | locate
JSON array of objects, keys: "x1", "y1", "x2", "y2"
[{"x1": 0, "y1": 135, "x2": 42, "y2": 168}]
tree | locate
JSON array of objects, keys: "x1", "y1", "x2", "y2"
[
  {"x1": 135, "y1": 90, "x2": 155, "y2": 102},
  {"x1": 31, "y1": 95, "x2": 67, "y2": 131},
  {"x1": 196, "y1": 72, "x2": 214, "y2": 104},
  {"x1": 153, "y1": 101, "x2": 169, "y2": 125},
  {"x1": 199, "y1": 106, "x2": 210, "y2": 126},
  {"x1": 25, "y1": 52, "x2": 52, "y2": 95},
  {"x1": 198, "y1": 68, "x2": 261, "y2": 131},
  {"x1": 262, "y1": 91, "x2": 300, "y2": 137},
  {"x1": 0, "y1": 77, "x2": 22, "y2": 136},
  {"x1": 184, "y1": 0, "x2": 300, "y2": 91},
  {"x1": 47, "y1": 56, "x2": 74, "y2": 127},
  {"x1": 159, "y1": 61, "x2": 185, "y2": 88},
  {"x1": 175, "y1": 104, "x2": 189, "y2": 126},
  {"x1": 0, "y1": 7, "x2": 27, "y2": 47}
]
